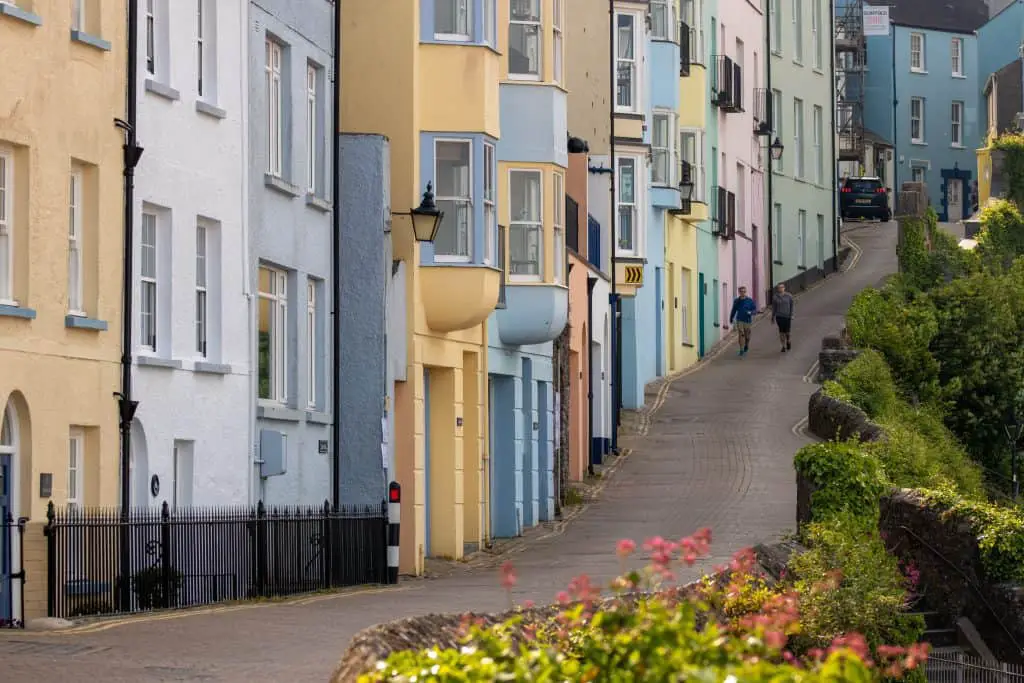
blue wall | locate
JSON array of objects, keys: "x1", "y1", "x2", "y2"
[
  {"x1": 977, "y1": 1, "x2": 1024, "y2": 130},
  {"x1": 249, "y1": 0, "x2": 335, "y2": 505},
  {"x1": 865, "y1": 26, "x2": 980, "y2": 217}
]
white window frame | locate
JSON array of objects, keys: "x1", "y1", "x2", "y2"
[
  {"x1": 651, "y1": 111, "x2": 675, "y2": 186},
  {"x1": 145, "y1": 0, "x2": 156, "y2": 75},
  {"x1": 813, "y1": 105, "x2": 823, "y2": 184},
  {"x1": 433, "y1": 138, "x2": 474, "y2": 262},
  {"x1": 68, "y1": 429, "x2": 84, "y2": 510},
  {"x1": 811, "y1": 0, "x2": 821, "y2": 69},
  {"x1": 771, "y1": 0, "x2": 782, "y2": 55},
  {"x1": 910, "y1": 32, "x2": 925, "y2": 72},
  {"x1": 793, "y1": 98, "x2": 804, "y2": 179},
  {"x1": 508, "y1": 168, "x2": 544, "y2": 281},
  {"x1": 911, "y1": 167, "x2": 925, "y2": 184},
  {"x1": 435, "y1": 0, "x2": 472, "y2": 41},
  {"x1": 266, "y1": 38, "x2": 283, "y2": 178},
  {"x1": 614, "y1": 12, "x2": 640, "y2": 113},
  {"x1": 72, "y1": 0, "x2": 85, "y2": 32},
  {"x1": 509, "y1": 0, "x2": 542, "y2": 80},
  {"x1": 68, "y1": 170, "x2": 84, "y2": 316},
  {"x1": 258, "y1": 266, "x2": 288, "y2": 404},
  {"x1": 792, "y1": 0, "x2": 803, "y2": 63},
  {"x1": 307, "y1": 64, "x2": 318, "y2": 193},
  {"x1": 306, "y1": 279, "x2": 317, "y2": 410},
  {"x1": 910, "y1": 97, "x2": 925, "y2": 144},
  {"x1": 680, "y1": 129, "x2": 706, "y2": 203},
  {"x1": 483, "y1": 142, "x2": 496, "y2": 265},
  {"x1": 951, "y1": 37, "x2": 963, "y2": 77},
  {"x1": 196, "y1": 0, "x2": 206, "y2": 96},
  {"x1": 797, "y1": 209, "x2": 807, "y2": 268},
  {"x1": 649, "y1": 0, "x2": 674, "y2": 41},
  {"x1": 553, "y1": 0, "x2": 564, "y2": 85},
  {"x1": 195, "y1": 223, "x2": 208, "y2": 357},
  {"x1": 0, "y1": 147, "x2": 12, "y2": 305},
  {"x1": 951, "y1": 100, "x2": 963, "y2": 147},
  {"x1": 553, "y1": 171, "x2": 565, "y2": 285},
  {"x1": 139, "y1": 212, "x2": 158, "y2": 352},
  {"x1": 483, "y1": 0, "x2": 496, "y2": 47},
  {"x1": 773, "y1": 202, "x2": 783, "y2": 258},
  {"x1": 616, "y1": 155, "x2": 642, "y2": 256}
]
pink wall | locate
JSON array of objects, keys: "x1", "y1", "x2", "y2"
[{"x1": 567, "y1": 151, "x2": 590, "y2": 482}]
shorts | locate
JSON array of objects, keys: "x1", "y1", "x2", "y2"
[
  {"x1": 776, "y1": 316, "x2": 792, "y2": 334},
  {"x1": 735, "y1": 321, "x2": 752, "y2": 335}
]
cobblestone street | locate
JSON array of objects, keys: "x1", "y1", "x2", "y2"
[{"x1": 0, "y1": 222, "x2": 897, "y2": 682}]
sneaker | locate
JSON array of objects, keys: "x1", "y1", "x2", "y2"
[
  {"x1": 781, "y1": 346, "x2": 787, "y2": 353},
  {"x1": 743, "y1": 345, "x2": 749, "y2": 353},
  {"x1": 738, "y1": 349, "x2": 745, "y2": 356},
  {"x1": 787, "y1": 341, "x2": 792, "y2": 350}
]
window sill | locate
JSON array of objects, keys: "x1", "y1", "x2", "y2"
[
  {"x1": 952, "y1": 73, "x2": 966, "y2": 79},
  {"x1": 145, "y1": 78, "x2": 181, "y2": 102},
  {"x1": 910, "y1": 141, "x2": 927, "y2": 147},
  {"x1": 306, "y1": 410, "x2": 332, "y2": 425},
  {"x1": 0, "y1": 304, "x2": 36, "y2": 320},
  {"x1": 682, "y1": 341, "x2": 694, "y2": 348},
  {"x1": 797, "y1": 265, "x2": 808, "y2": 271},
  {"x1": 194, "y1": 361, "x2": 231, "y2": 375},
  {"x1": 195, "y1": 99, "x2": 226, "y2": 119},
  {"x1": 264, "y1": 173, "x2": 302, "y2": 197},
  {"x1": 793, "y1": 59, "x2": 804, "y2": 67},
  {"x1": 910, "y1": 69, "x2": 928, "y2": 75},
  {"x1": 257, "y1": 404, "x2": 303, "y2": 423},
  {"x1": 137, "y1": 355, "x2": 182, "y2": 370},
  {"x1": 773, "y1": 260, "x2": 784, "y2": 265},
  {"x1": 305, "y1": 193, "x2": 331, "y2": 212},
  {"x1": 65, "y1": 315, "x2": 108, "y2": 331},
  {"x1": 951, "y1": 143, "x2": 965, "y2": 149},
  {"x1": 713, "y1": 322, "x2": 720, "y2": 328},
  {"x1": 507, "y1": 73, "x2": 542, "y2": 82},
  {"x1": 812, "y1": 67, "x2": 825, "y2": 75},
  {"x1": 0, "y1": 3, "x2": 41, "y2": 25},
  {"x1": 509, "y1": 274, "x2": 544, "y2": 284},
  {"x1": 70, "y1": 30, "x2": 111, "y2": 51},
  {"x1": 651, "y1": 37, "x2": 678, "y2": 44}
]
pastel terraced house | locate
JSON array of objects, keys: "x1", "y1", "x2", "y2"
[{"x1": 0, "y1": 0, "x2": 126, "y2": 623}]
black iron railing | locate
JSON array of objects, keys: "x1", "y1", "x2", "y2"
[
  {"x1": 713, "y1": 185, "x2": 726, "y2": 234},
  {"x1": 44, "y1": 499, "x2": 388, "y2": 619},
  {"x1": 1, "y1": 513, "x2": 26, "y2": 628},
  {"x1": 712, "y1": 56, "x2": 743, "y2": 113},
  {"x1": 566, "y1": 195, "x2": 580, "y2": 253}
]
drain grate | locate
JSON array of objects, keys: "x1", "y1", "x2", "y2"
[{"x1": 0, "y1": 639, "x2": 111, "y2": 657}]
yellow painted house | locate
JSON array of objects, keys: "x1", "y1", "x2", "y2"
[
  {"x1": 341, "y1": 1, "x2": 502, "y2": 574},
  {"x1": 667, "y1": 0, "x2": 704, "y2": 374},
  {"x1": 0, "y1": 0, "x2": 125, "y2": 622}
]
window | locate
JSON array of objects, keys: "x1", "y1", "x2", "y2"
[
  {"x1": 793, "y1": 98, "x2": 804, "y2": 178},
  {"x1": 773, "y1": 202, "x2": 783, "y2": 257},
  {"x1": 811, "y1": 0, "x2": 821, "y2": 68},
  {"x1": 553, "y1": 0, "x2": 564, "y2": 84},
  {"x1": 509, "y1": 0, "x2": 541, "y2": 78},
  {"x1": 910, "y1": 32, "x2": 925, "y2": 72},
  {"x1": 140, "y1": 212, "x2": 158, "y2": 351},
  {"x1": 434, "y1": 140, "x2": 473, "y2": 260},
  {"x1": 145, "y1": 0, "x2": 156, "y2": 75},
  {"x1": 258, "y1": 265, "x2": 288, "y2": 403},
  {"x1": 650, "y1": 0, "x2": 672, "y2": 40},
  {"x1": 436, "y1": 0, "x2": 471, "y2": 39},
  {"x1": 307, "y1": 64, "x2": 318, "y2": 193},
  {"x1": 553, "y1": 172, "x2": 565, "y2": 284},
  {"x1": 306, "y1": 279, "x2": 317, "y2": 409},
  {"x1": 681, "y1": 130, "x2": 706, "y2": 202},
  {"x1": 951, "y1": 37, "x2": 963, "y2": 76},
  {"x1": 951, "y1": 101, "x2": 963, "y2": 146},
  {"x1": 813, "y1": 105, "x2": 823, "y2": 183},
  {"x1": 617, "y1": 157, "x2": 638, "y2": 253},
  {"x1": 483, "y1": 142, "x2": 496, "y2": 264},
  {"x1": 68, "y1": 430, "x2": 83, "y2": 510},
  {"x1": 792, "y1": 0, "x2": 803, "y2": 63},
  {"x1": 265, "y1": 39, "x2": 283, "y2": 177},
  {"x1": 911, "y1": 167, "x2": 925, "y2": 184},
  {"x1": 484, "y1": 0, "x2": 496, "y2": 46},
  {"x1": 735, "y1": 163, "x2": 745, "y2": 230},
  {"x1": 509, "y1": 170, "x2": 543, "y2": 278},
  {"x1": 172, "y1": 442, "x2": 194, "y2": 509},
  {"x1": 615, "y1": 14, "x2": 637, "y2": 112},
  {"x1": 770, "y1": 0, "x2": 781, "y2": 54},
  {"x1": 797, "y1": 210, "x2": 807, "y2": 268},
  {"x1": 910, "y1": 97, "x2": 924, "y2": 143},
  {"x1": 816, "y1": 214, "x2": 826, "y2": 268},
  {"x1": 712, "y1": 278, "x2": 719, "y2": 324},
  {"x1": 771, "y1": 89, "x2": 783, "y2": 172},
  {"x1": 651, "y1": 112, "x2": 674, "y2": 185},
  {"x1": 72, "y1": 0, "x2": 85, "y2": 32},
  {"x1": 195, "y1": 224, "x2": 208, "y2": 357},
  {"x1": 68, "y1": 171, "x2": 84, "y2": 315},
  {"x1": 0, "y1": 148, "x2": 11, "y2": 304},
  {"x1": 196, "y1": 0, "x2": 206, "y2": 95}
]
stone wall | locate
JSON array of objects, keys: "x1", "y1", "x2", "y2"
[
  {"x1": 806, "y1": 390, "x2": 885, "y2": 444},
  {"x1": 816, "y1": 333, "x2": 860, "y2": 383}
]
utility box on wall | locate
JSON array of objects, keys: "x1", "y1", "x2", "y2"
[{"x1": 259, "y1": 429, "x2": 288, "y2": 478}]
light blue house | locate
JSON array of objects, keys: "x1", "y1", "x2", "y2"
[
  {"x1": 863, "y1": 16, "x2": 982, "y2": 220},
  {"x1": 249, "y1": 0, "x2": 336, "y2": 504},
  {"x1": 977, "y1": 0, "x2": 1024, "y2": 134}
]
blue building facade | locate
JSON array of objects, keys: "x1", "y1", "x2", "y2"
[
  {"x1": 248, "y1": 0, "x2": 336, "y2": 504},
  {"x1": 977, "y1": 0, "x2": 1024, "y2": 133},
  {"x1": 864, "y1": 24, "x2": 980, "y2": 220}
]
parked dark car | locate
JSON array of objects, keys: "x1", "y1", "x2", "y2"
[{"x1": 840, "y1": 176, "x2": 892, "y2": 221}]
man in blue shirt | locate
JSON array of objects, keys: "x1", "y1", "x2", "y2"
[{"x1": 729, "y1": 286, "x2": 758, "y2": 357}]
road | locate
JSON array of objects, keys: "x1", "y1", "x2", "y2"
[{"x1": 0, "y1": 221, "x2": 897, "y2": 682}]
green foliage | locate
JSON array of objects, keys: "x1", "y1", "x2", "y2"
[
  {"x1": 131, "y1": 565, "x2": 182, "y2": 610},
  {"x1": 976, "y1": 199, "x2": 1024, "y2": 265},
  {"x1": 991, "y1": 133, "x2": 1024, "y2": 208},
  {"x1": 790, "y1": 515, "x2": 925, "y2": 655},
  {"x1": 794, "y1": 440, "x2": 888, "y2": 523}
]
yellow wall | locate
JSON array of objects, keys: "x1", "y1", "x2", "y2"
[
  {"x1": 665, "y1": 215, "x2": 700, "y2": 374},
  {"x1": 341, "y1": 0, "x2": 497, "y2": 574},
  {"x1": 977, "y1": 146, "x2": 992, "y2": 208},
  {"x1": 680, "y1": 66, "x2": 708, "y2": 130}
]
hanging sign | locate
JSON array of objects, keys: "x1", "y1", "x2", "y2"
[{"x1": 863, "y1": 6, "x2": 891, "y2": 36}]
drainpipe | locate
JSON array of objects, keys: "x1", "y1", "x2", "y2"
[
  {"x1": 891, "y1": 24, "x2": 899, "y2": 192},
  {"x1": 608, "y1": 0, "x2": 621, "y2": 454},
  {"x1": 765, "y1": 2, "x2": 775, "y2": 292},
  {"x1": 114, "y1": 0, "x2": 144, "y2": 613},
  {"x1": 586, "y1": 277, "x2": 597, "y2": 475},
  {"x1": 829, "y1": 0, "x2": 838, "y2": 269},
  {"x1": 330, "y1": 0, "x2": 341, "y2": 508}
]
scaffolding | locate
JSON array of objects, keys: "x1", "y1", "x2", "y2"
[{"x1": 835, "y1": 0, "x2": 867, "y2": 166}]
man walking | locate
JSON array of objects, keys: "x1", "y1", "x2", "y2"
[
  {"x1": 728, "y1": 286, "x2": 757, "y2": 356},
  {"x1": 772, "y1": 283, "x2": 795, "y2": 352}
]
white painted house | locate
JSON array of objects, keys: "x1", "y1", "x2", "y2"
[{"x1": 130, "y1": 0, "x2": 251, "y2": 507}]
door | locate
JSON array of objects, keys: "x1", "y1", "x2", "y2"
[
  {"x1": 423, "y1": 370, "x2": 431, "y2": 555},
  {"x1": 697, "y1": 272, "x2": 706, "y2": 357},
  {"x1": 655, "y1": 267, "x2": 664, "y2": 376},
  {"x1": 0, "y1": 455, "x2": 11, "y2": 622},
  {"x1": 817, "y1": 214, "x2": 826, "y2": 271},
  {"x1": 947, "y1": 178, "x2": 963, "y2": 221},
  {"x1": 487, "y1": 379, "x2": 495, "y2": 539}
]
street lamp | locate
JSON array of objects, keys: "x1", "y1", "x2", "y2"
[
  {"x1": 396, "y1": 182, "x2": 445, "y2": 242},
  {"x1": 679, "y1": 161, "x2": 694, "y2": 213},
  {"x1": 1005, "y1": 398, "x2": 1024, "y2": 500},
  {"x1": 770, "y1": 137, "x2": 785, "y2": 161}
]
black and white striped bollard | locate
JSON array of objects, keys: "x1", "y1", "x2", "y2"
[{"x1": 387, "y1": 481, "x2": 401, "y2": 584}]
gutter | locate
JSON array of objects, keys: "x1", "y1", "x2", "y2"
[
  {"x1": 765, "y1": 1, "x2": 775, "y2": 292},
  {"x1": 586, "y1": 277, "x2": 597, "y2": 476},
  {"x1": 330, "y1": 0, "x2": 341, "y2": 508},
  {"x1": 608, "y1": 0, "x2": 621, "y2": 455},
  {"x1": 829, "y1": 0, "x2": 839, "y2": 269}
]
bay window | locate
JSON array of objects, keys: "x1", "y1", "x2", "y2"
[
  {"x1": 615, "y1": 14, "x2": 637, "y2": 112},
  {"x1": 652, "y1": 112, "x2": 675, "y2": 186},
  {"x1": 509, "y1": 169, "x2": 543, "y2": 279},
  {"x1": 434, "y1": 140, "x2": 473, "y2": 260},
  {"x1": 509, "y1": 0, "x2": 542, "y2": 78},
  {"x1": 436, "y1": 0, "x2": 471, "y2": 39},
  {"x1": 617, "y1": 157, "x2": 638, "y2": 254}
]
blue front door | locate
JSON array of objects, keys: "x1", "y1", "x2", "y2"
[
  {"x1": 697, "y1": 273, "x2": 706, "y2": 357},
  {"x1": 0, "y1": 455, "x2": 11, "y2": 622}
]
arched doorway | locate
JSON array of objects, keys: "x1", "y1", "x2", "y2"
[
  {"x1": 130, "y1": 420, "x2": 150, "y2": 508},
  {"x1": 0, "y1": 400, "x2": 20, "y2": 624}
]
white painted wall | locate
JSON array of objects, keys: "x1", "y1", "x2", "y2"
[{"x1": 131, "y1": 0, "x2": 251, "y2": 507}]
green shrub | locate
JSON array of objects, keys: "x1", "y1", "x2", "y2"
[
  {"x1": 976, "y1": 199, "x2": 1024, "y2": 266},
  {"x1": 789, "y1": 515, "x2": 925, "y2": 655},
  {"x1": 991, "y1": 133, "x2": 1024, "y2": 208},
  {"x1": 828, "y1": 350, "x2": 899, "y2": 417},
  {"x1": 794, "y1": 440, "x2": 888, "y2": 523}
]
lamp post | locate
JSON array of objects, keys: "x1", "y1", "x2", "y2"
[
  {"x1": 679, "y1": 162, "x2": 694, "y2": 214},
  {"x1": 770, "y1": 137, "x2": 785, "y2": 162},
  {"x1": 1006, "y1": 399, "x2": 1024, "y2": 501}
]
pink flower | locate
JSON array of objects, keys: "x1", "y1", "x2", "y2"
[
  {"x1": 522, "y1": 599, "x2": 535, "y2": 608},
  {"x1": 500, "y1": 560, "x2": 517, "y2": 590},
  {"x1": 616, "y1": 538, "x2": 637, "y2": 558},
  {"x1": 556, "y1": 590, "x2": 571, "y2": 604}
]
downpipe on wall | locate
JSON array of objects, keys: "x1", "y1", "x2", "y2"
[
  {"x1": 764, "y1": 0, "x2": 776, "y2": 293},
  {"x1": 330, "y1": 0, "x2": 341, "y2": 509},
  {"x1": 586, "y1": 277, "x2": 596, "y2": 476},
  {"x1": 829, "y1": 0, "x2": 839, "y2": 269},
  {"x1": 608, "y1": 0, "x2": 621, "y2": 455}
]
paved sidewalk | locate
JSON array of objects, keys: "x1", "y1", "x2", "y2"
[{"x1": 1, "y1": 223, "x2": 897, "y2": 682}]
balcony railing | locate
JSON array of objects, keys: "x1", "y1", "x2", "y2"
[
  {"x1": 712, "y1": 55, "x2": 743, "y2": 113},
  {"x1": 723, "y1": 191, "x2": 736, "y2": 240},
  {"x1": 713, "y1": 185, "x2": 725, "y2": 235},
  {"x1": 753, "y1": 87, "x2": 772, "y2": 136},
  {"x1": 566, "y1": 195, "x2": 580, "y2": 254},
  {"x1": 497, "y1": 225, "x2": 507, "y2": 308},
  {"x1": 587, "y1": 215, "x2": 601, "y2": 272},
  {"x1": 680, "y1": 22, "x2": 692, "y2": 76}
]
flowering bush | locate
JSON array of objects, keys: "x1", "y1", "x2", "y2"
[{"x1": 359, "y1": 530, "x2": 928, "y2": 682}]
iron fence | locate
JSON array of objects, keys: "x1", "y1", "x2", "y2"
[
  {"x1": 44, "y1": 499, "x2": 388, "y2": 619},
  {"x1": 926, "y1": 651, "x2": 1024, "y2": 682},
  {"x1": 1, "y1": 513, "x2": 26, "y2": 628}
]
